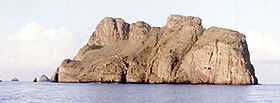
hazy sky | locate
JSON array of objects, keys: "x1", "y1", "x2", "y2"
[{"x1": 0, "y1": 0, "x2": 279, "y2": 84}]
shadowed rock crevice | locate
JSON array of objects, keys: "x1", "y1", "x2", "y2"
[{"x1": 53, "y1": 15, "x2": 258, "y2": 85}]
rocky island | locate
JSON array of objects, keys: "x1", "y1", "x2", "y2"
[
  {"x1": 11, "y1": 77, "x2": 19, "y2": 81},
  {"x1": 33, "y1": 75, "x2": 51, "y2": 82},
  {"x1": 39, "y1": 75, "x2": 50, "y2": 82},
  {"x1": 52, "y1": 15, "x2": 258, "y2": 85}
]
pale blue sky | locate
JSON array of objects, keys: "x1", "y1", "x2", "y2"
[{"x1": 0, "y1": 0, "x2": 279, "y2": 84}]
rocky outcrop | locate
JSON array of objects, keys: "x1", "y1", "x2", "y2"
[
  {"x1": 11, "y1": 78, "x2": 19, "y2": 81},
  {"x1": 51, "y1": 68, "x2": 59, "y2": 82},
  {"x1": 54, "y1": 15, "x2": 258, "y2": 85},
  {"x1": 33, "y1": 78, "x2": 37, "y2": 82},
  {"x1": 38, "y1": 75, "x2": 50, "y2": 82}
]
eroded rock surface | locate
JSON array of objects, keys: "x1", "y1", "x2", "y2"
[{"x1": 54, "y1": 15, "x2": 258, "y2": 85}]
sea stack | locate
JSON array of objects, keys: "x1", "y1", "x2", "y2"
[
  {"x1": 53, "y1": 15, "x2": 258, "y2": 85},
  {"x1": 51, "y1": 68, "x2": 59, "y2": 82},
  {"x1": 11, "y1": 78, "x2": 19, "y2": 81},
  {"x1": 38, "y1": 75, "x2": 50, "y2": 82},
  {"x1": 33, "y1": 78, "x2": 37, "y2": 82}
]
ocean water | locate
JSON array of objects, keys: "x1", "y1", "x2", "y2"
[{"x1": 0, "y1": 82, "x2": 279, "y2": 103}]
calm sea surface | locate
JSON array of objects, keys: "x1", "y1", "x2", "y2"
[{"x1": 0, "y1": 82, "x2": 279, "y2": 103}]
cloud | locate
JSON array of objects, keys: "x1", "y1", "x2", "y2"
[
  {"x1": 8, "y1": 22, "x2": 73, "y2": 41},
  {"x1": 245, "y1": 31, "x2": 280, "y2": 61},
  {"x1": 0, "y1": 21, "x2": 79, "y2": 80}
]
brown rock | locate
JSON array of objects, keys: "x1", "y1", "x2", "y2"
[{"x1": 54, "y1": 15, "x2": 258, "y2": 85}]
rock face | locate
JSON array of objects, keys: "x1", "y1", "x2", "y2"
[
  {"x1": 54, "y1": 15, "x2": 258, "y2": 85},
  {"x1": 39, "y1": 75, "x2": 50, "y2": 82}
]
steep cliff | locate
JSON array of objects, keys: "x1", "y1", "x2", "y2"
[{"x1": 53, "y1": 15, "x2": 258, "y2": 85}]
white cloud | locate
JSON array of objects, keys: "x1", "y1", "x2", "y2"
[
  {"x1": 8, "y1": 22, "x2": 73, "y2": 41},
  {"x1": 0, "y1": 21, "x2": 79, "y2": 80}
]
